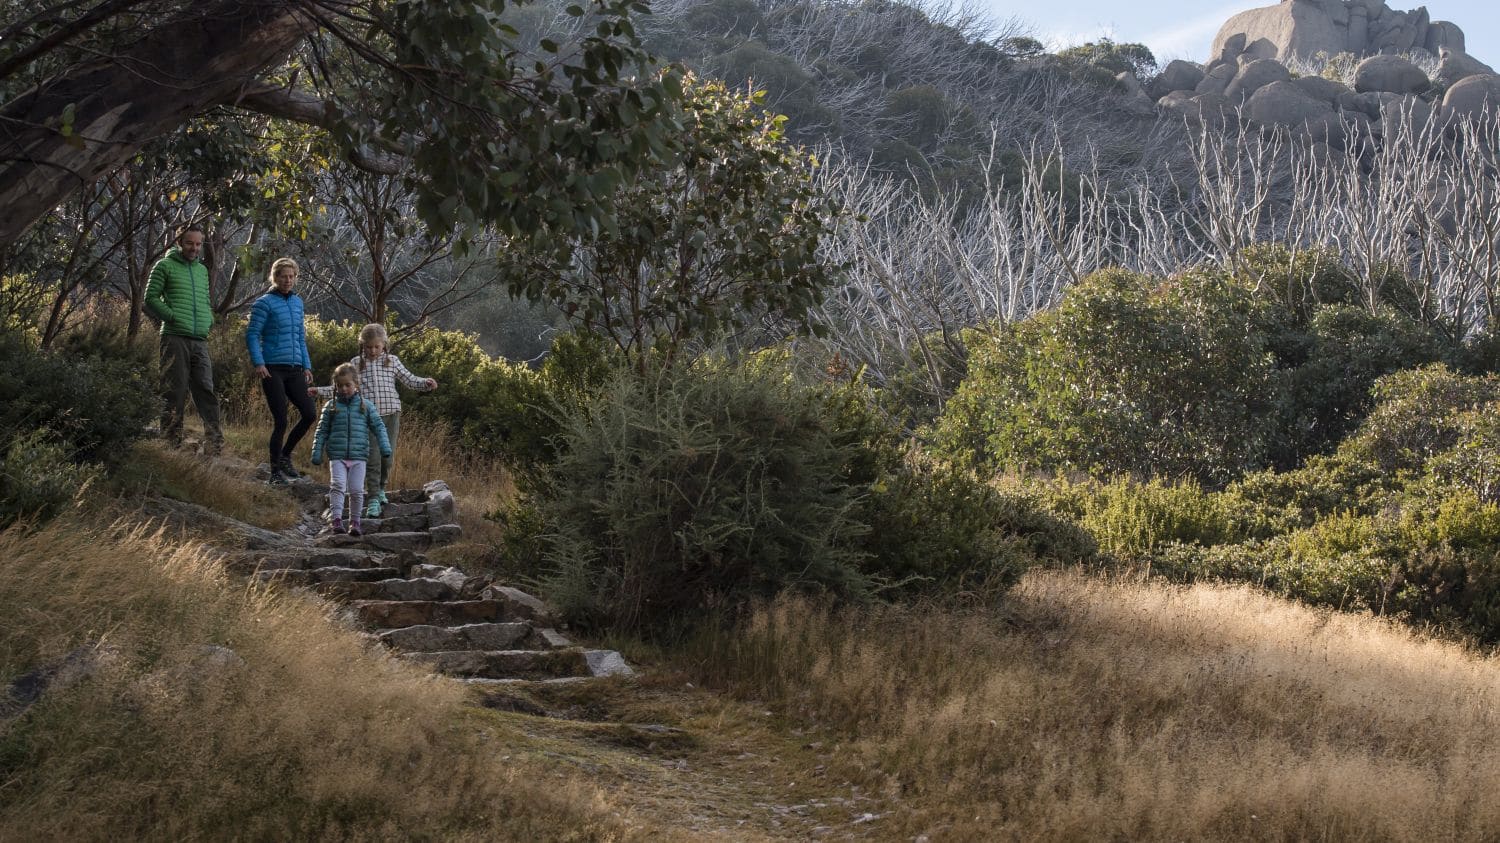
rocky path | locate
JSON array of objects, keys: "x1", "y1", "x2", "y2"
[{"x1": 228, "y1": 476, "x2": 633, "y2": 685}]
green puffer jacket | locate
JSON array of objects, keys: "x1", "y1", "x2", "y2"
[{"x1": 144, "y1": 247, "x2": 213, "y2": 339}]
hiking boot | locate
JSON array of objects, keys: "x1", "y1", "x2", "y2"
[
  {"x1": 268, "y1": 465, "x2": 290, "y2": 486},
  {"x1": 276, "y1": 457, "x2": 304, "y2": 480},
  {"x1": 364, "y1": 498, "x2": 382, "y2": 518},
  {"x1": 330, "y1": 517, "x2": 345, "y2": 534},
  {"x1": 348, "y1": 520, "x2": 363, "y2": 537}
]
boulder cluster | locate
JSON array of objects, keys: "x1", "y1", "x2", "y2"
[{"x1": 1117, "y1": 1, "x2": 1500, "y2": 150}]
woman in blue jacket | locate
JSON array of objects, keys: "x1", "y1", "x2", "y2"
[{"x1": 245, "y1": 257, "x2": 314, "y2": 483}]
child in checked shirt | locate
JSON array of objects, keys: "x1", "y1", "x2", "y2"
[{"x1": 311, "y1": 324, "x2": 437, "y2": 516}]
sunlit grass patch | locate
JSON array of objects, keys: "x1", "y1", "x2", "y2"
[{"x1": 684, "y1": 571, "x2": 1500, "y2": 841}]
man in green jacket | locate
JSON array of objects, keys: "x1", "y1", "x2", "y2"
[{"x1": 144, "y1": 226, "x2": 222, "y2": 455}]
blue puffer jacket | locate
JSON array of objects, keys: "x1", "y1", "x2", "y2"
[
  {"x1": 311, "y1": 392, "x2": 392, "y2": 463},
  {"x1": 245, "y1": 288, "x2": 311, "y2": 368}
]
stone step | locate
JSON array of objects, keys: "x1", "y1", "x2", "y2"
[
  {"x1": 359, "y1": 514, "x2": 430, "y2": 533},
  {"x1": 400, "y1": 648, "x2": 592, "y2": 680},
  {"x1": 317, "y1": 577, "x2": 461, "y2": 603},
  {"x1": 386, "y1": 488, "x2": 429, "y2": 504},
  {"x1": 378, "y1": 501, "x2": 426, "y2": 519},
  {"x1": 257, "y1": 566, "x2": 402, "y2": 587},
  {"x1": 227, "y1": 547, "x2": 392, "y2": 575},
  {"x1": 375, "y1": 622, "x2": 543, "y2": 652},
  {"x1": 348, "y1": 599, "x2": 521, "y2": 630},
  {"x1": 316, "y1": 531, "x2": 433, "y2": 553}
]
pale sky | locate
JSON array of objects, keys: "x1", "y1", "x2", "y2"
[{"x1": 980, "y1": 1, "x2": 1500, "y2": 65}]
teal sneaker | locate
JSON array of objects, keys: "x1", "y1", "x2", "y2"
[
  {"x1": 365, "y1": 498, "x2": 382, "y2": 518},
  {"x1": 377, "y1": 489, "x2": 389, "y2": 505}
]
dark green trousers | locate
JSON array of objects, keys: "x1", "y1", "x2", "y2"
[{"x1": 160, "y1": 334, "x2": 222, "y2": 449}]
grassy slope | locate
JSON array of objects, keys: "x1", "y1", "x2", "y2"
[{"x1": 4, "y1": 417, "x2": 1500, "y2": 840}]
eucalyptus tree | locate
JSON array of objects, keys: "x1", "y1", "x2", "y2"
[{"x1": 495, "y1": 76, "x2": 842, "y2": 362}]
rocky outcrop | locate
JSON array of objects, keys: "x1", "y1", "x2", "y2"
[
  {"x1": 1353, "y1": 54, "x2": 1429, "y2": 94},
  {"x1": 1226, "y1": 58, "x2": 1292, "y2": 102},
  {"x1": 1212, "y1": 1, "x2": 1464, "y2": 63},
  {"x1": 1436, "y1": 49, "x2": 1495, "y2": 89},
  {"x1": 1145, "y1": 3, "x2": 1493, "y2": 149},
  {"x1": 1442, "y1": 74, "x2": 1500, "y2": 122},
  {"x1": 1151, "y1": 60, "x2": 1207, "y2": 99}
]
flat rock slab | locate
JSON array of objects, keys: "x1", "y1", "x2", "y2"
[
  {"x1": 227, "y1": 547, "x2": 391, "y2": 574},
  {"x1": 479, "y1": 585, "x2": 557, "y2": 625},
  {"x1": 377, "y1": 502, "x2": 426, "y2": 519},
  {"x1": 317, "y1": 531, "x2": 432, "y2": 553},
  {"x1": 317, "y1": 577, "x2": 460, "y2": 603},
  {"x1": 401, "y1": 648, "x2": 591, "y2": 680},
  {"x1": 377, "y1": 622, "x2": 536, "y2": 652},
  {"x1": 363, "y1": 514, "x2": 429, "y2": 533},
  {"x1": 349, "y1": 599, "x2": 516, "y2": 629},
  {"x1": 256, "y1": 566, "x2": 401, "y2": 587}
]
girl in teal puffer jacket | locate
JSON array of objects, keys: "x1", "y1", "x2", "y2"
[{"x1": 311, "y1": 363, "x2": 392, "y2": 536}]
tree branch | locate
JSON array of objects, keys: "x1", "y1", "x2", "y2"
[{"x1": 234, "y1": 84, "x2": 404, "y2": 175}]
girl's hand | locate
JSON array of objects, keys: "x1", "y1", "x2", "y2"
[
  {"x1": 306, "y1": 387, "x2": 318, "y2": 398},
  {"x1": 425, "y1": 378, "x2": 438, "y2": 390}
]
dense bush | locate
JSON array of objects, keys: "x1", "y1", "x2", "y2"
[
  {"x1": 525, "y1": 360, "x2": 876, "y2": 632},
  {"x1": 0, "y1": 430, "x2": 98, "y2": 528},
  {"x1": 933, "y1": 252, "x2": 1464, "y2": 485},
  {"x1": 862, "y1": 457, "x2": 1095, "y2": 597},
  {"x1": 0, "y1": 329, "x2": 154, "y2": 464},
  {"x1": 505, "y1": 353, "x2": 1086, "y2": 632},
  {"x1": 934, "y1": 268, "x2": 1283, "y2": 485}
]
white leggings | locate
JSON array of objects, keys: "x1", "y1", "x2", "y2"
[{"x1": 328, "y1": 459, "x2": 368, "y2": 522}]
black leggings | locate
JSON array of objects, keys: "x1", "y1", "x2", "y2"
[{"x1": 261, "y1": 365, "x2": 315, "y2": 463}]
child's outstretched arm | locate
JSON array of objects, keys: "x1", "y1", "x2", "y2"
[{"x1": 391, "y1": 355, "x2": 438, "y2": 391}]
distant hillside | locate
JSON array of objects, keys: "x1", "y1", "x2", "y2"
[{"x1": 508, "y1": 0, "x2": 1174, "y2": 199}]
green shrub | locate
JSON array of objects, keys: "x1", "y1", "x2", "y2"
[
  {"x1": 0, "y1": 329, "x2": 153, "y2": 464},
  {"x1": 526, "y1": 360, "x2": 875, "y2": 633},
  {"x1": 1273, "y1": 305, "x2": 1454, "y2": 467},
  {"x1": 859, "y1": 456, "x2": 1095, "y2": 598},
  {"x1": 0, "y1": 430, "x2": 98, "y2": 528},
  {"x1": 1025, "y1": 475, "x2": 1240, "y2": 561},
  {"x1": 1347, "y1": 365, "x2": 1500, "y2": 473},
  {"x1": 934, "y1": 268, "x2": 1282, "y2": 485}
]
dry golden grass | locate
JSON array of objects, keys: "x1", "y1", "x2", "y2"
[
  {"x1": 117, "y1": 440, "x2": 299, "y2": 531},
  {"x1": 687, "y1": 570, "x2": 1500, "y2": 841},
  {"x1": 0, "y1": 517, "x2": 643, "y2": 840}
]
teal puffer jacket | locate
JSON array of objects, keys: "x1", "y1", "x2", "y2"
[
  {"x1": 144, "y1": 247, "x2": 213, "y2": 339},
  {"x1": 311, "y1": 392, "x2": 392, "y2": 464},
  {"x1": 245, "y1": 288, "x2": 311, "y2": 368}
]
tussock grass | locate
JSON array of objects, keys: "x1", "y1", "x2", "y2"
[
  {"x1": 116, "y1": 440, "x2": 298, "y2": 531},
  {"x1": 0, "y1": 517, "x2": 636, "y2": 840},
  {"x1": 688, "y1": 571, "x2": 1500, "y2": 841}
]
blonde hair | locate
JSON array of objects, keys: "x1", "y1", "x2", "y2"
[
  {"x1": 358, "y1": 323, "x2": 389, "y2": 372},
  {"x1": 267, "y1": 257, "x2": 299, "y2": 285}
]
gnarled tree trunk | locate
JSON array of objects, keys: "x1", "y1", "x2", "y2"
[{"x1": 0, "y1": 0, "x2": 311, "y2": 246}]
